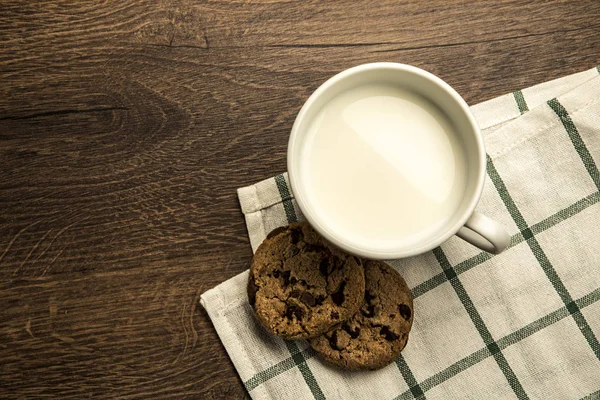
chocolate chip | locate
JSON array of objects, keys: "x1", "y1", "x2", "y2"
[
  {"x1": 315, "y1": 295, "x2": 326, "y2": 305},
  {"x1": 342, "y1": 324, "x2": 360, "y2": 339},
  {"x1": 289, "y1": 290, "x2": 301, "y2": 298},
  {"x1": 328, "y1": 331, "x2": 339, "y2": 349},
  {"x1": 290, "y1": 228, "x2": 302, "y2": 244},
  {"x1": 300, "y1": 292, "x2": 316, "y2": 306},
  {"x1": 247, "y1": 276, "x2": 258, "y2": 306},
  {"x1": 282, "y1": 270, "x2": 291, "y2": 286},
  {"x1": 380, "y1": 326, "x2": 399, "y2": 341},
  {"x1": 328, "y1": 330, "x2": 350, "y2": 350},
  {"x1": 266, "y1": 226, "x2": 287, "y2": 239},
  {"x1": 285, "y1": 305, "x2": 304, "y2": 320},
  {"x1": 331, "y1": 281, "x2": 346, "y2": 305},
  {"x1": 399, "y1": 304, "x2": 412, "y2": 321},
  {"x1": 365, "y1": 291, "x2": 376, "y2": 303},
  {"x1": 330, "y1": 311, "x2": 339, "y2": 319},
  {"x1": 272, "y1": 269, "x2": 281, "y2": 278},
  {"x1": 290, "y1": 276, "x2": 298, "y2": 285},
  {"x1": 319, "y1": 258, "x2": 332, "y2": 276},
  {"x1": 361, "y1": 304, "x2": 375, "y2": 317}
]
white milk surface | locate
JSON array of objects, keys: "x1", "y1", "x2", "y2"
[{"x1": 300, "y1": 83, "x2": 467, "y2": 249}]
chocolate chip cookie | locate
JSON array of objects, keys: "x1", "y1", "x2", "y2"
[
  {"x1": 308, "y1": 260, "x2": 413, "y2": 370},
  {"x1": 247, "y1": 222, "x2": 365, "y2": 340}
]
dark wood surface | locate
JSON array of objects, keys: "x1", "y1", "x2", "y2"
[{"x1": 1, "y1": 1, "x2": 599, "y2": 398}]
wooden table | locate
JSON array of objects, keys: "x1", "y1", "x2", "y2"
[{"x1": 1, "y1": 1, "x2": 599, "y2": 398}]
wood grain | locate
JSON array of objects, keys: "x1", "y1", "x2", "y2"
[{"x1": 1, "y1": 1, "x2": 599, "y2": 398}]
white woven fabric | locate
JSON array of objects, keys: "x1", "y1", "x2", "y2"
[{"x1": 201, "y1": 67, "x2": 600, "y2": 400}]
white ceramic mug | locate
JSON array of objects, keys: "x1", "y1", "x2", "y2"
[{"x1": 287, "y1": 63, "x2": 511, "y2": 260}]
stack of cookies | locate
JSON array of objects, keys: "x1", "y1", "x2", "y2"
[{"x1": 247, "y1": 222, "x2": 414, "y2": 370}]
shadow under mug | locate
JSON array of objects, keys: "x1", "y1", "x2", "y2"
[{"x1": 287, "y1": 63, "x2": 511, "y2": 260}]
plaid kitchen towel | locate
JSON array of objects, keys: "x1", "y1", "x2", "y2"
[{"x1": 201, "y1": 66, "x2": 600, "y2": 400}]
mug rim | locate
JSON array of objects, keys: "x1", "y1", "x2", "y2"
[{"x1": 287, "y1": 62, "x2": 485, "y2": 259}]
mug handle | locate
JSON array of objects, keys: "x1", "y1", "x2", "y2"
[{"x1": 456, "y1": 211, "x2": 511, "y2": 254}]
